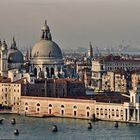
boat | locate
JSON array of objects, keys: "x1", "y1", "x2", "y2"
[
  {"x1": 114, "y1": 122, "x2": 118, "y2": 128},
  {"x1": 52, "y1": 125, "x2": 58, "y2": 132},
  {"x1": 0, "y1": 119, "x2": 4, "y2": 124},
  {"x1": 87, "y1": 122, "x2": 92, "y2": 129},
  {"x1": 14, "y1": 129, "x2": 19, "y2": 135},
  {"x1": 11, "y1": 118, "x2": 16, "y2": 125}
]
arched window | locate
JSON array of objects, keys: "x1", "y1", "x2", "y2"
[
  {"x1": 74, "y1": 110, "x2": 77, "y2": 116},
  {"x1": 86, "y1": 106, "x2": 90, "y2": 110},
  {"x1": 61, "y1": 110, "x2": 64, "y2": 115},
  {"x1": 49, "y1": 104, "x2": 52, "y2": 107},
  {"x1": 49, "y1": 109, "x2": 51, "y2": 114},
  {"x1": 87, "y1": 112, "x2": 90, "y2": 117},
  {"x1": 61, "y1": 105, "x2": 64, "y2": 108},
  {"x1": 73, "y1": 106, "x2": 77, "y2": 109},
  {"x1": 51, "y1": 68, "x2": 54, "y2": 77},
  {"x1": 25, "y1": 102, "x2": 28, "y2": 106},
  {"x1": 38, "y1": 70, "x2": 44, "y2": 78},
  {"x1": 46, "y1": 67, "x2": 49, "y2": 77},
  {"x1": 37, "y1": 103, "x2": 40, "y2": 106},
  {"x1": 34, "y1": 68, "x2": 37, "y2": 76}
]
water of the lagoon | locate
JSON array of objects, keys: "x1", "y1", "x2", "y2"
[{"x1": 0, "y1": 114, "x2": 140, "y2": 140}]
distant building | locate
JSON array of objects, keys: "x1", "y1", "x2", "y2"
[
  {"x1": 131, "y1": 72, "x2": 140, "y2": 90},
  {"x1": 11, "y1": 82, "x2": 140, "y2": 123},
  {"x1": 21, "y1": 78, "x2": 85, "y2": 98},
  {"x1": 91, "y1": 54, "x2": 140, "y2": 91},
  {"x1": 91, "y1": 59, "x2": 105, "y2": 91},
  {"x1": 102, "y1": 70, "x2": 131, "y2": 93},
  {"x1": 0, "y1": 76, "x2": 85, "y2": 109},
  {"x1": 75, "y1": 62, "x2": 92, "y2": 87},
  {"x1": 0, "y1": 77, "x2": 21, "y2": 107}
]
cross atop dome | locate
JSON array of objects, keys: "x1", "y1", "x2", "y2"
[{"x1": 41, "y1": 20, "x2": 52, "y2": 41}]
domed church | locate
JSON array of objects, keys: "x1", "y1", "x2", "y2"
[
  {"x1": 31, "y1": 20, "x2": 64, "y2": 78},
  {"x1": 8, "y1": 38, "x2": 24, "y2": 69},
  {"x1": 0, "y1": 38, "x2": 24, "y2": 77}
]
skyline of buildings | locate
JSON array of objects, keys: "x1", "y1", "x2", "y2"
[
  {"x1": 1, "y1": 1, "x2": 140, "y2": 139},
  {"x1": 0, "y1": 20, "x2": 140, "y2": 125}
]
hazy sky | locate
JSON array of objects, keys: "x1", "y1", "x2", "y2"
[{"x1": 0, "y1": 0, "x2": 140, "y2": 50}]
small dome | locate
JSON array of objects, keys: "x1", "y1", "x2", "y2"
[
  {"x1": 8, "y1": 37, "x2": 24, "y2": 64},
  {"x1": 8, "y1": 49, "x2": 24, "y2": 63},
  {"x1": 32, "y1": 40, "x2": 62, "y2": 59}
]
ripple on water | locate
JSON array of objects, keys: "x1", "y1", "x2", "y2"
[{"x1": 0, "y1": 114, "x2": 140, "y2": 140}]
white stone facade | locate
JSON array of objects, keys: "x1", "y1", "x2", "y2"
[{"x1": 10, "y1": 82, "x2": 140, "y2": 123}]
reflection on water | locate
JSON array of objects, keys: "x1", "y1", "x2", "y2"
[{"x1": 0, "y1": 114, "x2": 140, "y2": 140}]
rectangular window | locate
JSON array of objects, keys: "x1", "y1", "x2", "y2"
[{"x1": 74, "y1": 111, "x2": 77, "y2": 116}]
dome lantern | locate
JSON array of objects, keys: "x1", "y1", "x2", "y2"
[
  {"x1": 11, "y1": 37, "x2": 17, "y2": 50},
  {"x1": 32, "y1": 20, "x2": 63, "y2": 59},
  {"x1": 41, "y1": 20, "x2": 52, "y2": 41}
]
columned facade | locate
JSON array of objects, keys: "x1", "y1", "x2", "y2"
[{"x1": 31, "y1": 20, "x2": 64, "y2": 78}]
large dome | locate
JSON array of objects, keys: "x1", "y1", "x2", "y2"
[
  {"x1": 32, "y1": 40, "x2": 62, "y2": 59},
  {"x1": 8, "y1": 49, "x2": 24, "y2": 63}
]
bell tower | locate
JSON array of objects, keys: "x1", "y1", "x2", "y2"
[
  {"x1": 88, "y1": 42, "x2": 93, "y2": 59},
  {"x1": 0, "y1": 40, "x2": 8, "y2": 77}
]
